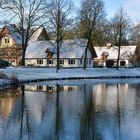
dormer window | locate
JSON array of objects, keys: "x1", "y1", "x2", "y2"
[{"x1": 101, "y1": 52, "x2": 109, "y2": 60}]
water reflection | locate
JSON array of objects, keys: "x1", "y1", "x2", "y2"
[{"x1": 0, "y1": 81, "x2": 139, "y2": 140}]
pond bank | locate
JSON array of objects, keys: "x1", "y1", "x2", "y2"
[{"x1": 0, "y1": 67, "x2": 140, "y2": 88}]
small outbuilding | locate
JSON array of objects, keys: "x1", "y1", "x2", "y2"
[{"x1": 94, "y1": 45, "x2": 137, "y2": 67}]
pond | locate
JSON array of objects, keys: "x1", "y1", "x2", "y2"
[{"x1": 0, "y1": 79, "x2": 140, "y2": 140}]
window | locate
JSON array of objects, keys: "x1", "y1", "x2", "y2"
[
  {"x1": 37, "y1": 59, "x2": 43, "y2": 64},
  {"x1": 47, "y1": 59, "x2": 53, "y2": 64},
  {"x1": 68, "y1": 59, "x2": 75, "y2": 65},
  {"x1": 47, "y1": 86, "x2": 54, "y2": 92},
  {"x1": 60, "y1": 59, "x2": 64, "y2": 64},
  {"x1": 1, "y1": 53, "x2": 7, "y2": 57},
  {"x1": 89, "y1": 59, "x2": 91, "y2": 65},
  {"x1": 68, "y1": 87, "x2": 73, "y2": 91},
  {"x1": 37, "y1": 86, "x2": 43, "y2": 91},
  {"x1": 11, "y1": 53, "x2": 15, "y2": 56},
  {"x1": 120, "y1": 61, "x2": 126, "y2": 66},
  {"x1": 5, "y1": 38, "x2": 10, "y2": 43},
  {"x1": 80, "y1": 59, "x2": 82, "y2": 64},
  {"x1": 59, "y1": 86, "x2": 64, "y2": 91},
  {"x1": 11, "y1": 60, "x2": 15, "y2": 63}
]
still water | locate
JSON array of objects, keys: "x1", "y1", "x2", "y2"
[{"x1": 0, "y1": 80, "x2": 140, "y2": 140}]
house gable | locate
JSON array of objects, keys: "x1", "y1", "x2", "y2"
[
  {"x1": 30, "y1": 27, "x2": 50, "y2": 42},
  {"x1": 37, "y1": 28, "x2": 50, "y2": 41},
  {"x1": 0, "y1": 24, "x2": 22, "y2": 47},
  {"x1": 0, "y1": 27, "x2": 15, "y2": 47}
]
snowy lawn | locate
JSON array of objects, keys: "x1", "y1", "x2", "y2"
[{"x1": 0, "y1": 67, "x2": 140, "y2": 81}]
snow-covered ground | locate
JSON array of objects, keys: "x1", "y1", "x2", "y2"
[
  {"x1": 0, "y1": 67, "x2": 140, "y2": 80},
  {"x1": 0, "y1": 67, "x2": 140, "y2": 87}
]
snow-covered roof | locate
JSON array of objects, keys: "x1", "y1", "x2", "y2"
[
  {"x1": 25, "y1": 40, "x2": 88, "y2": 59},
  {"x1": 94, "y1": 46, "x2": 137, "y2": 60},
  {"x1": 6, "y1": 24, "x2": 22, "y2": 45},
  {"x1": 30, "y1": 27, "x2": 44, "y2": 42}
]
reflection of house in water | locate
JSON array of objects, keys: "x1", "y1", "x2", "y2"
[
  {"x1": 93, "y1": 83, "x2": 135, "y2": 111},
  {"x1": 0, "y1": 87, "x2": 21, "y2": 120},
  {"x1": 24, "y1": 84, "x2": 79, "y2": 124},
  {"x1": 24, "y1": 90, "x2": 47, "y2": 123},
  {"x1": 92, "y1": 83, "x2": 139, "y2": 140},
  {"x1": 25, "y1": 84, "x2": 79, "y2": 93}
]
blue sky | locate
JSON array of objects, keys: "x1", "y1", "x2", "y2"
[{"x1": 72, "y1": 0, "x2": 140, "y2": 24}]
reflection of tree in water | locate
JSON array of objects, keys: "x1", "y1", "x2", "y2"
[
  {"x1": 80, "y1": 84, "x2": 95, "y2": 140},
  {"x1": 19, "y1": 85, "x2": 31, "y2": 140},
  {"x1": 55, "y1": 84, "x2": 63, "y2": 140},
  {"x1": 117, "y1": 84, "x2": 121, "y2": 140}
]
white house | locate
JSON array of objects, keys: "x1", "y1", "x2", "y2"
[
  {"x1": 94, "y1": 45, "x2": 137, "y2": 67},
  {"x1": 25, "y1": 40, "x2": 96, "y2": 68}
]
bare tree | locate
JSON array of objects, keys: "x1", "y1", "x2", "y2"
[
  {"x1": 79, "y1": 0, "x2": 105, "y2": 69},
  {"x1": 48, "y1": 0, "x2": 73, "y2": 73},
  {"x1": 109, "y1": 8, "x2": 129, "y2": 69},
  {"x1": 129, "y1": 23, "x2": 140, "y2": 46},
  {"x1": 1, "y1": 0, "x2": 50, "y2": 66}
]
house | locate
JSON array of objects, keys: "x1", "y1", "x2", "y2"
[
  {"x1": 0, "y1": 24, "x2": 22, "y2": 66},
  {"x1": 94, "y1": 45, "x2": 137, "y2": 67},
  {"x1": 25, "y1": 40, "x2": 97, "y2": 67},
  {"x1": 0, "y1": 25, "x2": 49, "y2": 66}
]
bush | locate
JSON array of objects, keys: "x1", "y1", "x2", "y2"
[
  {"x1": 106, "y1": 60, "x2": 114, "y2": 68},
  {"x1": 0, "y1": 59, "x2": 10, "y2": 68}
]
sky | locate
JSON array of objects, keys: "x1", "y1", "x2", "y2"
[
  {"x1": 0, "y1": 0, "x2": 139, "y2": 26},
  {"x1": 72, "y1": 0, "x2": 140, "y2": 24}
]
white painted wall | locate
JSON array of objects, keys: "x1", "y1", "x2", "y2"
[{"x1": 25, "y1": 58, "x2": 93, "y2": 68}]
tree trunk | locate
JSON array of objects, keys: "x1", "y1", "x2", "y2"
[
  {"x1": 21, "y1": 47, "x2": 26, "y2": 66},
  {"x1": 19, "y1": 85, "x2": 25, "y2": 140},
  {"x1": 55, "y1": 84, "x2": 60, "y2": 139},
  {"x1": 56, "y1": 42, "x2": 60, "y2": 73},
  {"x1": 84, "y1": 45, "x2": 88, "y2": 69},
  {"x1": 116, "y1": 26, "x2": 122, "y2": 70},
  {"x1": 83, "y1": 29, "x2": 92, "y2": 70},
  {"x1": 116, "y1": 45, "x2": 121, "y2": 70}
]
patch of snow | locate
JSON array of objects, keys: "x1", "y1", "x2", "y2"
[{"x1": 0, "y1": 67, "x2": 140, "y2": 81}]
